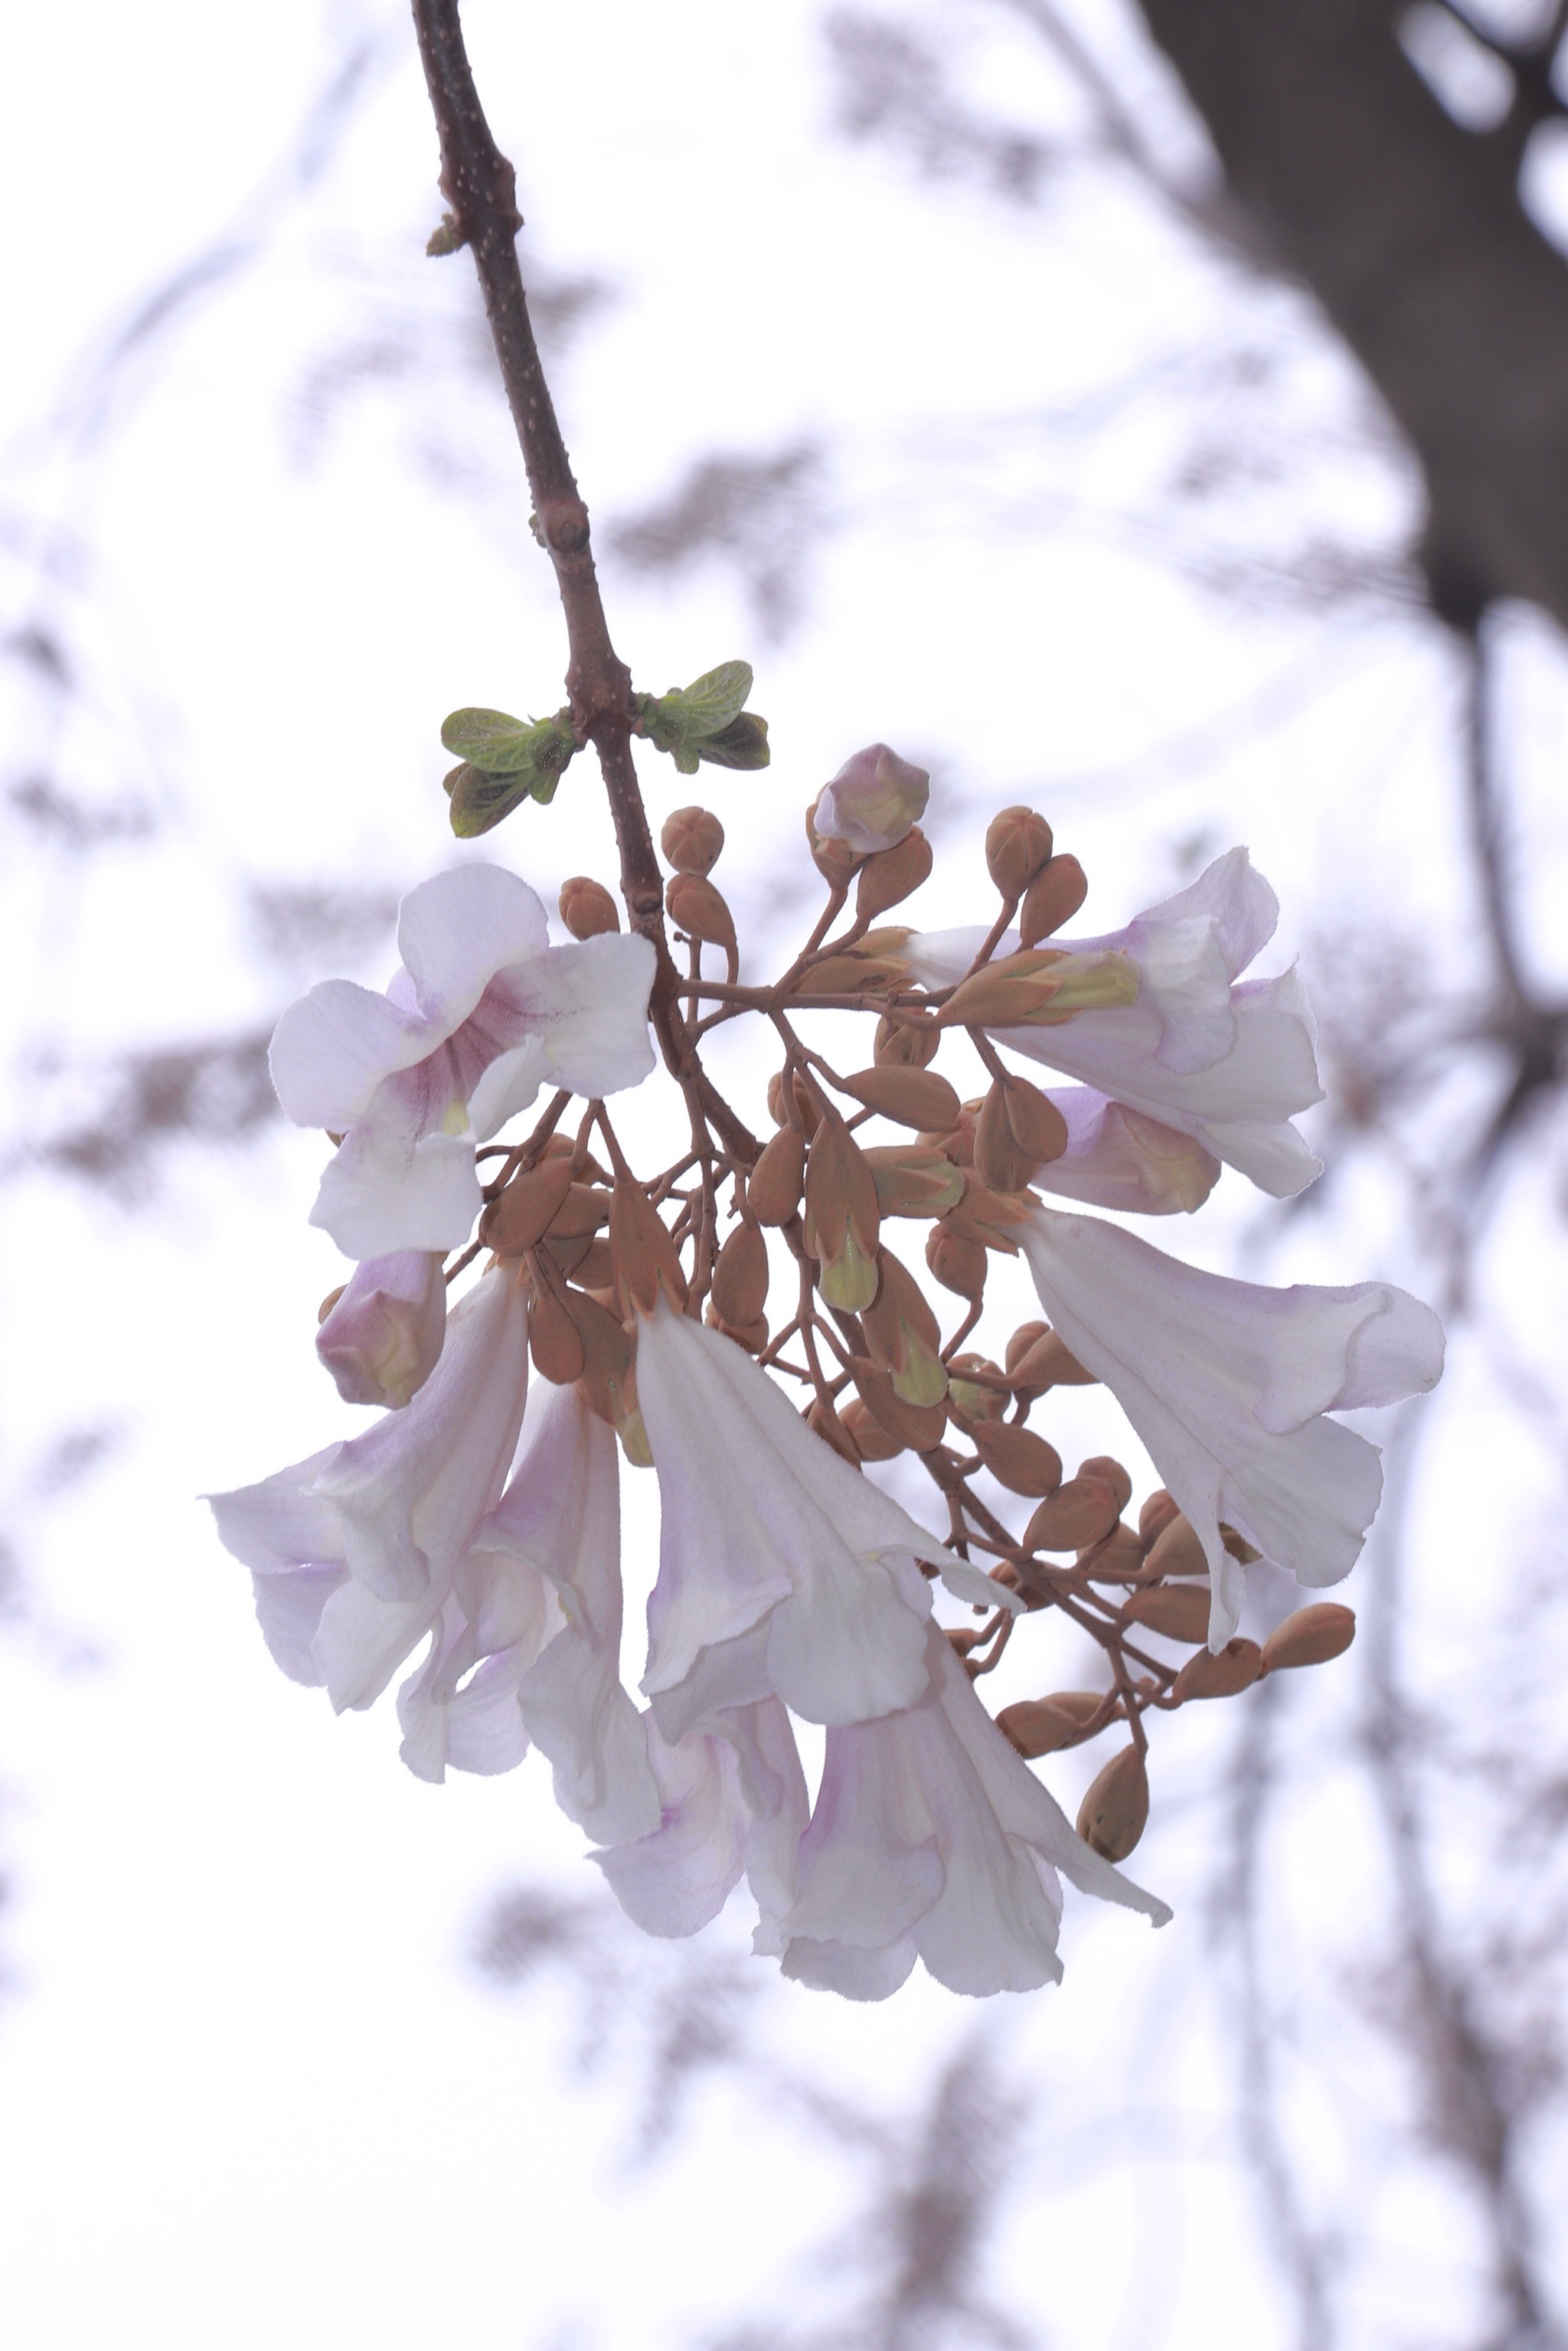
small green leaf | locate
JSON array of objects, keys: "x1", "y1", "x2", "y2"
[
  {"x1": 446, "y1": 764, "x2": 534, "y2": 836},
  {"x1": 439, "y1": 707, "x2": 537, "y2": 772},
  {"x1": 665, "y1": 659, "x2": 753, "y2": 738},
  {"x1": 697, "y1": 711, "x2": 770, "y2": 770}
]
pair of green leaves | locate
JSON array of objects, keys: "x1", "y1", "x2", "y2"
[
  {"x1": 439, "y1": 709, "x2": 580, "y2": 838},
  {"x1": 632, "y1": 661, "x2": 770, "y2": 776}
]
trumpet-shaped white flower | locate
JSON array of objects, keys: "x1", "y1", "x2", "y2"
[
  {"x1": 904, "y1": 848, "x2": 1323, "y2": 1198},
  {"x1": 207, "y1": 1263, "x2": 531, "y2": 1709},
  {"x1": 1018, "y1": 1206, "x2": 1446, "y2": 1647},
  {"x1": 1029, "y1": 1088, "x2": 1220, "y2": 1216},
  {"x1": 632, "y1": 1303, "x2": 1012, "y2": 1737},
  {"x1": 270, "y1": 864, "x2": 656, "y2": 1258},
  {"x1": 316, "y1": 1250, "x2": 447, "y2": 1407},
  {"x1": 596, "y1": 1699, "x2": 808, "y2": 1940},
  {"x1": 774, "y1": 1626, "x2": 1170, "y2": 2001}
]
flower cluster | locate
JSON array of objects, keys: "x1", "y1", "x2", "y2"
[{"x1": 211, "y1": 737, "x2": 1442, "y2": 1999}]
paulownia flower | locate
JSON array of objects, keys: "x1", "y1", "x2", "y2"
[
  {"x1": 595, "y1": 1699, "x2": 808, "y2": 1941},
  {"x1": 903, "y1": 847, "x2": 1323, "y2": 1198},
  {"x1": 1028, "y1": 1088, "x2": 1220, "y2": 1216},
  {"x1": 632, "y1": 1302, "x2": 1013, "y2": 1737},
  {"x1": 1018, "y1": 1206, "x2": 1446, "y2": 1647},
  {"x1": 316, "y1": 1249, "x2": 447, "y2": 1407},
  {"x1": 270, "y1": 864, "x2": 656, "y2": 1258},
  {"x1": 773, "y1": 1625, "x2": 1171, "y2": 2000},
  {"x1": 812, "y1": 742, "x2": 929, "y2": 853}
]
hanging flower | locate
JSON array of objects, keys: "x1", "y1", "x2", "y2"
[
  {"x1": 270, "y1": 864, "x2": 656, "y2": 1258},
  {"x1": 632, "y1": 1301, "x2": 1013, "y2": 1737},
  {"x1": 1017, "y1": 1206, "x2": 1446, "y2": 1646},
  {"x1": 315, "y1": 1250, "x2": 448, "y2": 1407},
  {"x1": 812, "y1": 743, "x2": 929, "y2": 852},
  {"x1": 773, "y1": 1625, "x2": 1170, "y2": 2000},
  {"x1": 1027, "y1": 1088, "x2": 1220, "y2": 1216},
  {"x1": 903, "y1": 848, "x2": 1323, "y2": 1198}
]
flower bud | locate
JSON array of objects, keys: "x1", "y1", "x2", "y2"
[
  {"x1": 938, "y1": 947, "x2": 1138, "y2": 1029},
  {"x1": 1173, "y1": 1639, "x2": 1262, "y2": 1702},
  {"x1": 1144, "y1": 1513, "x2": 1208, "y2": 1578},
  {"x1": 843, "y1": 1065, "x2": 961, "y2": 1131},
  {"x1": 861, "y1": 1246, "x2": 948, "y2": 1408},
  {"x1": 610, "y1": 1179, "x2": 688, "y2": 1318},
  {"x1": 570, "y1": 1288, "x2": 639, "y2": 1441},
  {"x1": 1121, "y1": 1583, "x2": 1210, "y2": 1644},
  {"x1": 1080, "y1": 1521, "x2": 1142, "y2": 1581},
  {"x1": 528, "y1": 1284, "x2": 586, "y2": 1384},
  {"x1": 1079, "y1": 1455, "x2": 1133, "y2": 1513},
  {"x1": 1024, "y1": 1476, "x2": 1120, "y2": 1553},
  {"x1": 1260, "y1": 1603, "x2": 1356, "y2": 1673},
  {"x1": 316, "y1": 1252, "x2": 446, "y2": 1409},
  {"x1": 792, "y1": 929, "x2": 913, "y2": 998},
  {"x1": 706, "y1": 1303, "x2": 769, "y2": 1353},
  {"x1": 1019, "y1": 854, "x2": 1088, "y2": 946},
  {"x1": 985, "y1": 806, "x2": 1054, "y2": 900},
  {"x1": 558, "y1": 876, "x2": 620, "y2": 939},
  {"x1": 943, "y1": 1174, "x2": 1033, "y2": 1257},
  {"x1": 874, "y1": 1011, "x2": 940, "y2": 1068},
  {"x1": 841, "y1": 1396, "x2": 903, "y2": 1461},
  {"x1": 805, "y1": 797, "x2": 862, "y2": 888},
  {"x1": 856, "y1": 826, "x2": 933, "y2": 919},
  {"x1": 814, "y1": 743, "x2": 929, "y2": 853},
  {"x1": 851, "y1": 1361, "x2": 948, "y2": 1454},
  {"x1": 1005, "y1": 1321, "x2": 1050, "y2": 1372},
  {"x1": 974, "y1": 1082, "x2": 1037, "y2": 1194},
  {"x1": 710, "y1": 1220, "x2": 770, "y2": 1328},
  {"x1": 998, "y1": 1692, "x2": 1104, "y2": 1758},
  {"x1": 1076, "y1": 1744, "x2": 1149, "y2": 1862},
  {"x1": 661, "y1": 805, "x2": 724, "y2": 874},
  {"x1": 1004, "y1": 1077, "x2": 1069, "y2": 1166},
  {"x1": 807, "y1": 1398, "x2": 862, "y2": 1466},
  {"x1": 480, "y1": 1155, "x2": 576, "y2": 1256},
  {"x1": 926, "y1": 1220, "x2": 988, "y2": 1299},
  {"x1": 767, "y1": 1071, "x2": 822, "y2": 1137},
  {"x1": 665, "y1": 870, "x2": 737, "y2": 957},
  {"x1": 1138, "y1": 1488, "x2": 1181, "y2": 1546},
  {"x1": 1008, "y1": 1327, "x2": 1096, "y2": 1391},
  {"x1": 804, "y1": 1113, "x2": 881, "y2": 1311},
  {"x1": 970, "y1": 1421, "x2": 1063, "y2": 1498},
  {"x1": 864, "y1": 1144, "x2": 965, "y2": 1219},
  {"x1": 748, "y1": 1125, "x2": 807, "y2": 1226},
  {"x1": 946, "y1": 1353, "x2": 1008, "y2": 1423}
]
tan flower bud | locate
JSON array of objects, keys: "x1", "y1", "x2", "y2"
[
  {"x1": 1018, "y1": 854, "x2": 1088, "y2": 947},
  {"x1": 926, "y1": 1220, "x2": 988, "y2": 1299},
  {"x1": 1080, "y1": 1521, "x2": 1143, "y2": 1581},
  {"x1": 1024, "y1": 1476, "x2": 1120, "y2": 1553},
  {"x1": 558, "y1": 876, "x2": 621, "y2": 939},
  {"x1": 974, "y1": 1082, "x2": 1037, "y2": 1193},
  {"x1": 1076, "y1": 1744, "x2": 1149, "y2": 1862},
  {"x1": 1173, "y1": 1639, "x2": 1262, "y2": 1702},
  {"x1": 1138, "y1": 1488, "x2": 1181, "y2": 1546},
  {"x1": 861, "y1": 1247, "x2": 948, "y2": 1409},
  {"x1": 610, "y1": 1179, "x2": 688, "y2": 1318},
  {"x1": 1008, "y1": 1327, "x2": 1096, "y2": 1391},
  {"x1": 864, "y1": 1144, "x2": 966, "y2": 1220},
  {"x1": 804, "y1": 1114, "x2": 881, "y2": 1311},
  {"x1": 841, "y1": 1396, "x2": 903, "y2": 1461},
  {"x1": 479, "y1": 1155, "x2": 576, "y2": 1257},
  {"x1": 874, "y1": 1011, "x2": 940, "y2": 1068},
  {"x1": 1121, "y1": 1583, "x2": 1210, "y2": 1644},
  {"x1": 856, "y1": 825, "x2": 933, "y2": 920},
  {"x1": 946, "y1": 1353, "x2": 1008, "y2": 1424},
  {"x1": 704, "y1": 1304, "x2": 769, "y2": 1353},
  {"x1": 1144, "y1": 1514, "x2": 1208, "y2": 1579},
  {"x1": 766, "y1": 1069, "x2": 822, "y2": 1138},
  {"x1": 938, "y1": 946, "x2": 1138, "y2": 1030},
  {"x1": 1260, "y1": 1603, "x2": 1356, "y2": 1673},
  {"x1": 548, "y1": 1183, "x2": 612, "y2": 1240},
  {"x1": 985, "y1": 806, "x2": 1054, "y2": 900},
  {"x1": 710, "y1": 1220, "x2": 769, "y2": 1328},
  {"x1": 852, "y1": 1361, "x2": 947, "y2": 1453},
  {"x1": 528, "y1": 1285, "x2": 586, "y2": 1384},
  {"x1": 1005, "y1": 1321, "x2": 1050, "y2": 1372},
  {"x1": 997, "y1": 1691, "x2": 1104, "y2": 1758},
  {"x1": 665, "y1": 870, "x2": 737, "y2": 955},
  {"x1": 805, "y1": 796, "x2": 863, "y2": 888},
  {"x1": 569, "y1": 1289, "x2": 638, "y2": 1435},
  {"x1": 661, "y1": 805, "x2": 724, "y2": 874},
  {"x1": 807, "y1": 1398, "x2": 862, "y2": 1467},
  {"x1": 1079, "y1": 1455, "x2": 1132, "y2": 1513},
  {"x1": 748, "y1": 1125, "x2": 807, "y2": 1226},
  {"x1": 944, "y1": 1175, "x2": 1032, "y2": 1255},
  {"x1": 842, "y1": 1065, "x2": 962, "y2": 1131},
  {"x1": 572, "y1": 1236, "x2": 614, "y2": 1291},
  {"x1": 971, "y1": 1421, "x2": 1063, "y2": 1498},
  {"x1": 1004, "y1": 1076, "x2": 1069, "y2": 1166}
]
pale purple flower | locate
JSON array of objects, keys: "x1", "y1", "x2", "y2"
[
  {"x1": 316, "y1": 1250, "x2": 447, "y2": 1407},
  {"x1": 773, "y1": 1625, "x2": 1170, "y2": 2000},
  {"x1": 1029, "y1": 1088, "x2": 1220, "y2": 1216},
  {"x1": 813, "y1": 743, "x2": 929, "y2": 853},
  {"x1": 270, "y1": 864, "x2": 656, "y2": 1258},
  {"x1": 632, "y1": 1303, "x2": 1012, "y2": 1738},
  {"x1": 904, "y1": 847, "x2": 1324, "y2": 1198},
  {"x1": 1018, "y1": 1206, "x2": 1446, "y2": 1647},
  {"x1": 595, "y1": 1700, "x2": 808, "y2": 1941},
  {"x1": 207, "y1": 1262, "x2": 531, "y2": 1709}
]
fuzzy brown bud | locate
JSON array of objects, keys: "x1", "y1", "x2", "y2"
[
  {"x1": 805, "y1": 796, "x2": 863, "y2": 887},
  {"x1": 856, "y1": 826, "x2": 933, "y2": 920},
  {"x1": 766, "y1": 1070, "x2": 822, "y2": 1138},
  {"x1": 938, "y1": 946, "x2": 1137, "y2": 1030},
  {"x1": 985, "y1": 806, "x2": 1054, "y2": 900},
  {"x1": 710, "y1": 1221, "x2": 770, "y2": 1328},
  {"x1": 974, "y1": 1082, "x2": 1037, "y2": 1193},
  {"x1": 861, "y1": 1247, "x2": 948, "y2": 1409},
  {"x1": 1018, "y1": 854, "x2": 1088, "y2": 947},
  {"x1": 945, "y1": 1353, "x2": 1008, "y2": 1424},
  {"x1": 1172, "y1": 1639, "x2": 1262, "y2": 1701},
  {"x1": 864, "y1": 1144, "x2": 965, "y2": 1220},
  {"x1": 842, "y1": 1065, "x2": 961, "y2": 1131},
  {"x1": 1003, "y1": 1077, "x2": 1069, "y2": 1166},
  {"x1": 557, "y1": 877, "x2": 621, "y2": 939},
  {"x1": 1144, "y1": 1513, "x2": 1208, "y2": 1579},
  {"x1": 925, "y1": 1220, "x2": 988, "y2": 1300},
  {"x1": 851, "y1": 1362, "x2": 947, "y2": 1454},
  {"x1": 874, "y1": 1011, "x2": 940, "y2": 1068},
  {"x1": 804, "y1": 1114, "x2": 881, "y2": 1311},
  {"x1": 1260, "y1": 1603, "x2": 1356, "y2": 1673},
  {"x1": 1024, "y1": 1476, "x2": 1121, "y2": 1553},
  {"x1": 1080, "y1": 1522, "x2": 1143, "y2": 1581},
  {"x1": 997, "y1": 1691, "x2": 1104, "y2": 1758},
  {"x1": 609, "y1": 1180, "x2": 688, "y2": 1319},
  {"x1": 1008, "y1": 1327, "x2": 1096, "y2": 1392},
  {"x1": 1138, "y1": 1489, "x2": 1181, "y2": 1547},
  {"x1": 665, "y1": 870, "x2": 737, "y2": 956},
  {"x1": 661, "y1": 805, "x2": 725, "y2": 874},
  {"x1": 1079, "y1": 1455, "x2": 1133, "y2": 1513},
  {"x1": 1005, "y1": 1321, "x2": 1050, "y2": 1372},
  {"x1": 528, "y1": 1285, "x2": 587, "y2": 1385},
  {"x1": 748, "y1": 1125, "x2": 807, "y2": 1226},
  {"x1": 841, "y1": 1396, "x2": 903, "y2": 1461},
  {"x1": 807, "y1": 1398, "x2": 862, "y2": 1466},
  {"x1": 1121, "y1": 1583, "x2": 1210, "y2": 1644},
  {"x1": 480, "y1": 1156, "x2": 576, "y2": 1257},
  {"x1": 970, "y1": 1421, "x2": 1063, "y2": 1498},
  {"x1": 1076, "y1": 1745, "x2": 1149, "y2": 1862}
]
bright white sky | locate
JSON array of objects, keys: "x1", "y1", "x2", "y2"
[{"x1": 3, "y1": 2, "x2": 1566, "y2": 2346}]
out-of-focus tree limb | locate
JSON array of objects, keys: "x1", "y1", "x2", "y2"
[{"x1": 1132, "y1": 0, "x2": 1568, "y2": 631}]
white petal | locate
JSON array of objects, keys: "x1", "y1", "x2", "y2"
[
  {"x1": 315, "y1": 1578, "x2": 436, "y2": 1713},
  {"x1": 1031, "y1": 1090, "x2": 1220, "y2": 1215},
  {"x1": 593, "y1": 1716, "x2": 748, "y2": 1936},
  {"x1": 310, "y1": 1107, "x2": 483, "y2": 1259},
  {"x1": 396, "y1": 865, "x2": 550, "y2": 1029},
  {"x1": 207, "y1": 1445, "x2": 345, "y2": 1572},
  {"x1": 269, "y1": 980, "x2": 429, "y2": 1131},
  {"x1": 250, "y1": 1564, "x2": 344, "y2": 1685},
  {"x1": 488, "y1": 933, "x2": 658, "y2": 1100},
  {"x1": 315, "y1": 1251, "x2": 447, "y2": 1409},
  {"x1": 466, "y1": 1039, "x2": 550, "y2": 1144}
]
